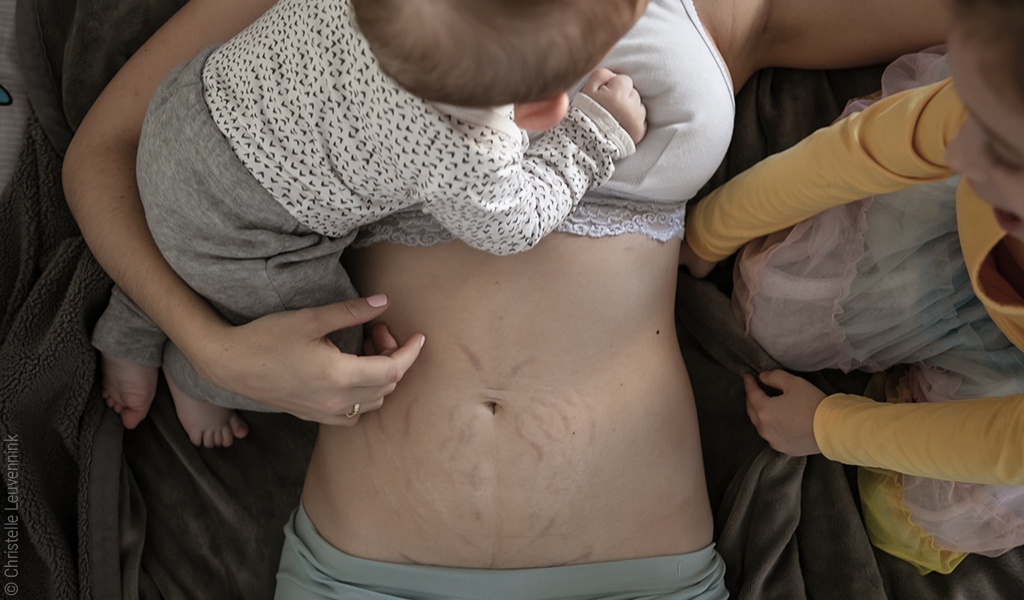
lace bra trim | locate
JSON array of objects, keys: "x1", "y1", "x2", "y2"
[{"x1": 352, "y1": 200, "x2": 688, "y2": 248}]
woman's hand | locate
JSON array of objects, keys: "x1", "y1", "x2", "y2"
[
  {"x1": 743, "y1": 370, "x2": 825, "y2": 456},
  {"x1": 191, "y1": 295, "x2": 424, "y2": 425},
  {"x1": 678, "y1": 238, "x2": 717, "y2": 278}
]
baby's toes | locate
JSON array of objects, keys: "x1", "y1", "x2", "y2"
[
  {"x1": 229, "y1": 414, "x2": 249, "y2": 440},
  {"x1": 120, "y1": 407, "x2": 149, "y2": 430},
  {"x1": 189, "y1": 428, "x2": 206, "y2": 448},
  {"x1": 112, "y1": 392, "x2": 153, "y2": 429}
]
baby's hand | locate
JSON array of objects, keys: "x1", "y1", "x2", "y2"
[
  {"x1": 744, "y1": 370, "x2": 826, "y2": 456},
  {"x1": 582, "y1": 68, "x2": 647, "y2": 144}
]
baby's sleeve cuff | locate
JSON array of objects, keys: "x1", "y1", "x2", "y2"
[{"x1": 570, "y1": 93, "x2": 636, "y2": 158}]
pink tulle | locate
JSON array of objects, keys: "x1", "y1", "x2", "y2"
[
  {"x1": 735, "y1": 45, "x2": 958, "y2": 374},
  {"x1": 736, "y1": 46, "x2": 1024, "y2": 556},
  {"x1": 734, "y1": 199, "x2": 872, "y2": 372},
  {"x1": 901, "y1": 475, "x2": 1024, "y2": 556}
]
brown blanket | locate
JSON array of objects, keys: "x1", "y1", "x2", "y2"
[{"x1": 0, "y1": 110, "x2": 118, "y2": 599}]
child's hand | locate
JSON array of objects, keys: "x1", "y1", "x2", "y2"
[
  {"x1": 743, "y1": 370, "x2": 826, "y2": 456},
  {"x1": 678, "y1": 238, "x2": 717, "y2": 278},
  {"x1": 583, "y1": 68, "x2": 647, "y2": 144}
]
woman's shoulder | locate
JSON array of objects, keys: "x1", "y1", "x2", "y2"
[{"x1": 692, "y1": 0, "x2": 949, "y2": 91}]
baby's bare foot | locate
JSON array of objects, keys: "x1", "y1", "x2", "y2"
[
  {"x1": 165, "y1": 370, "x2": 249, "y2": 448},
  {"x1": 101, "y1": 353, "x2": 158, "y2": 429}
]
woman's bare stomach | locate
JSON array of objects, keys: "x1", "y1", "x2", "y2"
[{"x1": 302, "y1": 233, "x2": 713, "y2": 568}]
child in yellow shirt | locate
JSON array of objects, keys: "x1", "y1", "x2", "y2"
[{"x1": 681, "y1": 0, "x2": 1024, "y2": 575}]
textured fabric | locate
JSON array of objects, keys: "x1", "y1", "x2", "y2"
[
  {"x1": 858, "y1": 466, "x2": 968, "y2": 575},
  {"x1": 276, "y1": 504, "x2": 729, "y2": 600},
  {"x1": 677, "y1": 272, "x2": 888, "y2": 600},
  {"x1": 824, "y1": 365, "x2": 1024, "y2": 561},
  {"x1": 0, "y1": 111, "x2": 118, "y2": 600},
  {"x1": 732, "y1": 176, "x2": 1010, "y2": 376},
  {"x1": 120, "y1": 386, "x2": 318, "y2": 600},
  {"x1": 355, "y1": 0, "x2": 735, "y2": 247},
  {"x1": 674, "y1": 57, "x2": 1024, "y2": 599},
  {"x1": 202, "y1": 0, "x2": 632, "y2": 256}
]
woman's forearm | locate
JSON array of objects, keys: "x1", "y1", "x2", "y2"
[
  {"x1": 62, "y1": 0, "x2": 278, "y2": 360},
  {"x1": 63, "y1": 133, "x2": 231, "y2": 362}
]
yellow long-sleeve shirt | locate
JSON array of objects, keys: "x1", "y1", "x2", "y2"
[{"x1": 686, "y1": 79, "x2": 1024, "y2": 485}]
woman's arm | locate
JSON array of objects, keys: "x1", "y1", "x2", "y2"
[
  {"x1": 64, "y1": 0, "x2": 275, "y2": 348},
  {"x1": 63, "y1": 0, "x2": 423, "y2": 423},
  {"x1": 64, "y1": 0, "x2": 272, "y2": 344},
  {"x1": 695, "y1": 0, "x2": 951, "y2": 91}
]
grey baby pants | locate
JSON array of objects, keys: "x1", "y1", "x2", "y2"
[{"x1": 91, "y1": 47, "x2": 361, "y2": 411}]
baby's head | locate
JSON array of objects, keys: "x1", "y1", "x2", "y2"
[
  {"x1": 352, "y1": 0, "x2": 645, "y2": 109},
  {"x1": 945, "y1": 0, "x2": 1024, "y2": 238}
]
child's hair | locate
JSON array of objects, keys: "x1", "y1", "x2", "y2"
[
  {"x1": 953, "y1": 0, "x2": 1024, "y2": 105},
  {"x1": 352, "y1": 0, "x2": 641, "y2": 107}
]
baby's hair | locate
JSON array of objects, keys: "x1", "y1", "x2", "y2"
[
  {"x1": 352, "y1": 0, "x2": 641, "y2": 107},
  {"x1": 953, "y1": 0, "x2": 1024, "y2": 106}
]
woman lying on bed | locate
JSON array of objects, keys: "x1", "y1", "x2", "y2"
[{"x1": 62, "y1": 0, "x2": 947, "y2": 596}]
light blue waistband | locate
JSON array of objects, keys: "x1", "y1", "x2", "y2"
[{"x1": 275, "y1": 504, "x2": 728, "y2": 600}]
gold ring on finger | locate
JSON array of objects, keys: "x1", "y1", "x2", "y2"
[{"x1": 346, "y1": 403, "x2": 361, "y2": 418}]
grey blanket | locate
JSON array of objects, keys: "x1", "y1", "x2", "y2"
[
  {"x1": 0, "y1": 111, "x2": 119, "y2": 599},
  {"x1": 679, "y1": 271, "x2": 1024, "y2": 599},
  {"x1": 7, "y1": 0, "x2": 1024, "y2": 598}
]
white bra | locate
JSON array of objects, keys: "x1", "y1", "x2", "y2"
[{"x1": 355, "y1": 0, "x2": 735, "y2": 247}]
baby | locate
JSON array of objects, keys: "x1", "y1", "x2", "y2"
[{"x1": 92, "y1": 0, "x2": 650, "y2": 446}]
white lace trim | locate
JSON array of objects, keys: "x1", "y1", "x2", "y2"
[{"x1": 352, "y1": 200, "x2": 687, "y2": 248}]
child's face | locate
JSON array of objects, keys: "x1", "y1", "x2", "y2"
[{"x1": 946, "y1": 28, "x2": 1024, "y2": 242}]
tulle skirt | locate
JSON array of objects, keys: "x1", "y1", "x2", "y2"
[{"x1": 733, "y1": 47, "x2": 1024, "y2": 559}]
